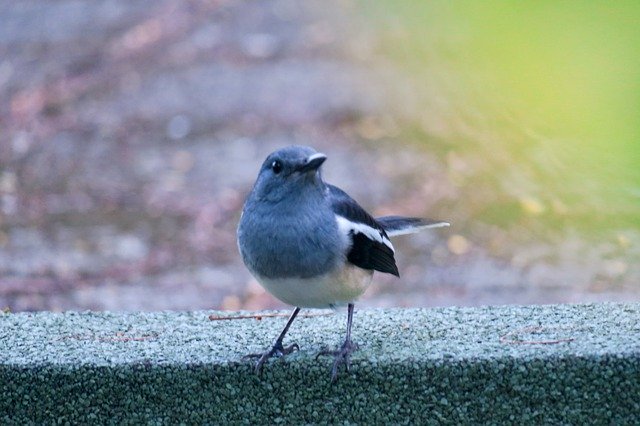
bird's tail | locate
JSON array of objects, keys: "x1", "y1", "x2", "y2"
[{"x1": 376, "y1": 215, "x2": 450, "y2": 237}]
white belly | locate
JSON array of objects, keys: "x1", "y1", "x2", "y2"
[{"x1": 257, "y1": 265, "x2": 374, "y2": 308}]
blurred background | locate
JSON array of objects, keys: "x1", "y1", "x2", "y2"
[{"x1": 0, "y1": 0, "x2": 638, "y2": 312}]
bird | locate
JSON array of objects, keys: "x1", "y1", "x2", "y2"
[{"x1": 237, "y1": 145, "x2": 449, "y2": 381}]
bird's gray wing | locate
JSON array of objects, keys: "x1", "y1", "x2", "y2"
[{"x1": 326, "y1": 184, "x2": 399, "y2": 277}]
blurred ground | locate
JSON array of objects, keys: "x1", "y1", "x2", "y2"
[{"x1": 1, "y1": 0, "x2": 638, "y2": 311}]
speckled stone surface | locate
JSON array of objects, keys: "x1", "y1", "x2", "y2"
[{"x1": 1, "y1": 303, "x2": 639, "y2": 423}]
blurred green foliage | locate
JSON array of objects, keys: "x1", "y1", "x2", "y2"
[
  {"x1": 364, "y1": 1, "x2": 640, "y2": 229},
  {"x1": 457, "y1": 2, "x2": 639, "y2": 156}
]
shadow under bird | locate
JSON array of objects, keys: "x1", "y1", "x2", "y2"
[{"x1": 237, "y1": 145, "x2": 449, "y2": 381}]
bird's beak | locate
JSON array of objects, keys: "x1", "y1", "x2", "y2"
[{"x1": 297, "y1": 153, "x2": 327, "y2": 173}]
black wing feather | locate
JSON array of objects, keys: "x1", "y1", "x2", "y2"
[{"x1": 327, "y1": 184, "x2": 399, "y2": 277}]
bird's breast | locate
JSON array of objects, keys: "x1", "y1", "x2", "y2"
[{"x1": 237, "y1": 201, "x2": 345, "y2": 279}]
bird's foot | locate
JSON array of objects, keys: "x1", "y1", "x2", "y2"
[
  {"x1": 316, "y1": 338, "x2": 359, "y2": 382},
  {"x1": 243, "y1": 341, "x2": 299, "y2": 374}
]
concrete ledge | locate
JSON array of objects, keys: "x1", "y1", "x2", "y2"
[{"x1": 1, "y1": 303, "x2": 639, "y2": 423}]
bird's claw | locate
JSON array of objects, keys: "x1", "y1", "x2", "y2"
[
  {"x1": 244, "y1": 342, "x2": 300, "y2": 374},
  {"x1": 316, "y1": 339, "x2": 359, "y2": 382}
]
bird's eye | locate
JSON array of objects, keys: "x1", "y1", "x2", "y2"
[{"x1": 271, "y1": 160, "x2": 283, "y2": 174}]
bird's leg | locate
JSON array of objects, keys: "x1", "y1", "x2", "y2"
[
  {"x1": 316, "y1": 303, "x2": 358, "y2": 382},
  {"x1": 243, "y1": 307, "x2": 301, "y2": 374}
]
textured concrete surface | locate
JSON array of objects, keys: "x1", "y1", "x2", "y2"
[{"x1": 1, "y1": 303, "x2": 639, "y2": 423}]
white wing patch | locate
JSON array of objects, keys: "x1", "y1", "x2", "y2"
[{"x1": 335, "y1": 215, "x2": 395, "y2": 253}]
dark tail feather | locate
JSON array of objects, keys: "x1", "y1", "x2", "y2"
[{"x1": 376, "y1": 215, "x2": 450, "y2": 237}]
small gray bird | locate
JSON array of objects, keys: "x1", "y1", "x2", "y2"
[{"x1": 237, "y1": 145, "x2": 449, "y2": 381}]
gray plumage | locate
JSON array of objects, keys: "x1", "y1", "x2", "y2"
[
  {"x1": 377, "y1": 215, "x2": 451, "y2": 236},
  {"x1": 237, "y1": 145, "x2": 449, "y2": 381},
  {"x1": 238, "y1": 147, "x2": 342, "y2": 280}
]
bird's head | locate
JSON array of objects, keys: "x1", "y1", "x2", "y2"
[{"x1": 251, "y1": 145, "x2": 327, "y2": 203}]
